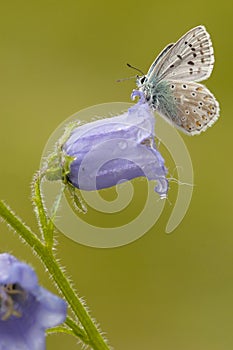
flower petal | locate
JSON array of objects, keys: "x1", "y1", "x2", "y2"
[
  {"x1": 62, "y1": 94, "x2": 168, "y2": 197},
  {"x1": 0, "y1": 254, "x2": 67, "y2": 350}
]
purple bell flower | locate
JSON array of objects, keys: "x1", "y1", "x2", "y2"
[
  {"x1": 0, "y1": 253, "x2": 67, "y2": 350},
  {"x1": 47, "y1": 91, "x2": 168, "y2": 198}
]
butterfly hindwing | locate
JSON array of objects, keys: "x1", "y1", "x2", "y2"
[{"x1": 156, "y1": 80, "x2": 219, "y2": 135}]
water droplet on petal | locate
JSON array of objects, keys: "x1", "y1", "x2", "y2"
[
  {"x1": 137, "y1": 130, "x2": 144, "y2": 140},
  {"x1": 118, "y1": 140, "x2": 128, "y2": 150}
]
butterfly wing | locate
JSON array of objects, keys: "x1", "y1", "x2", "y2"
[
  {"x1": 146, "y1": 43, "x2": 174, "y2": 77},
  {"x1": 155, "y1": 80, "x2": 219, "y2": 135},
  {"x1": 147, "y1": 26, "x2": 214, "y2": 83}
]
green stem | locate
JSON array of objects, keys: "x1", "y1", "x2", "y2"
[
  {"x1": 47, "y1": 326, "x2": 75, "y2": 337},
  {"x1": 32, "y1": 172, "x2": 53, "y2": 248},
  {"x1": 46, "y1": 183, "x2": 65, "y2": 237},
  {"x1": 0, "y1": 200, "x2": 45, "y2": 255},
  {"x1": 0, "y1": 200, "x2": 110, "y2": 350},
  {"x1": 40, "y1": 250, "x2": 110, "y2": 350},
  {"x1": 65, "y1": 316, "x2": 91, "y2": 344}
]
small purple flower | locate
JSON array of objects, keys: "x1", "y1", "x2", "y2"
[
  {"x1": 47, "y1": 91, "x2": 168, "y2": 198},
  {"x1": 0, "y1": 253, "x2": 67, "y2": 350}
]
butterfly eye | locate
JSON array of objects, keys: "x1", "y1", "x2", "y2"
[{"x1": 140, "y1": 76, "x2": 146, "y2": 85}]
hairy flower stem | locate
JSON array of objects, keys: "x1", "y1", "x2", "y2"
[{"x1": 0, "y1": 200, "x2": 110, "y2": 350}]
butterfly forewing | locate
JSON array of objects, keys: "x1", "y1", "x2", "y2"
[
  {"x1": 147, "y1": 26, "x2": 214, "y2": 83},
  {"x1": 146, "y1": 43, "x2": 174, "y2": 78}
]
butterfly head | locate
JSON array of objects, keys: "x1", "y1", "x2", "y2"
[{"x1": 136, "y1": 75, "x2": 148, "y2": 88}]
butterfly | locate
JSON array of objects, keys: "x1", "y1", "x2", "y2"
[{"x1": 136, "y1": 26, "x2": 220, "y2": 135}]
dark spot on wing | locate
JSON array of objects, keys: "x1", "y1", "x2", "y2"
[{"x1": 188, "y1": 61, "x2": 194, "y2": 65}]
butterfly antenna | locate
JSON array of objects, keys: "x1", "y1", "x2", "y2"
[
  {"x1": 127, "y1": 63, "x2": 144, "y2": 76},
  {"x1": 116, "y1": 75, "x2": 137, "y2": 83}
]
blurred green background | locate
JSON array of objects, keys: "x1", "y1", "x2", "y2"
[{"x1": 0, "y1": 1, "x2": 232, "y2": 349}]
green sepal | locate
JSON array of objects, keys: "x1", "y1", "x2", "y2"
[
  {"x1": 44, "y1": 120, "x2": 82, "y2": 183},
  {"x1": 66, "y1": 182, "x2": 87, "y2": 214},
  {"x1": 44, "y1": 149, "x2": 76, "y2": 183}
]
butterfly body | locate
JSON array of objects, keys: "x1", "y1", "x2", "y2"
[{"x1": 136, "y1": 26, "x2": 220, "y2": 135}]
